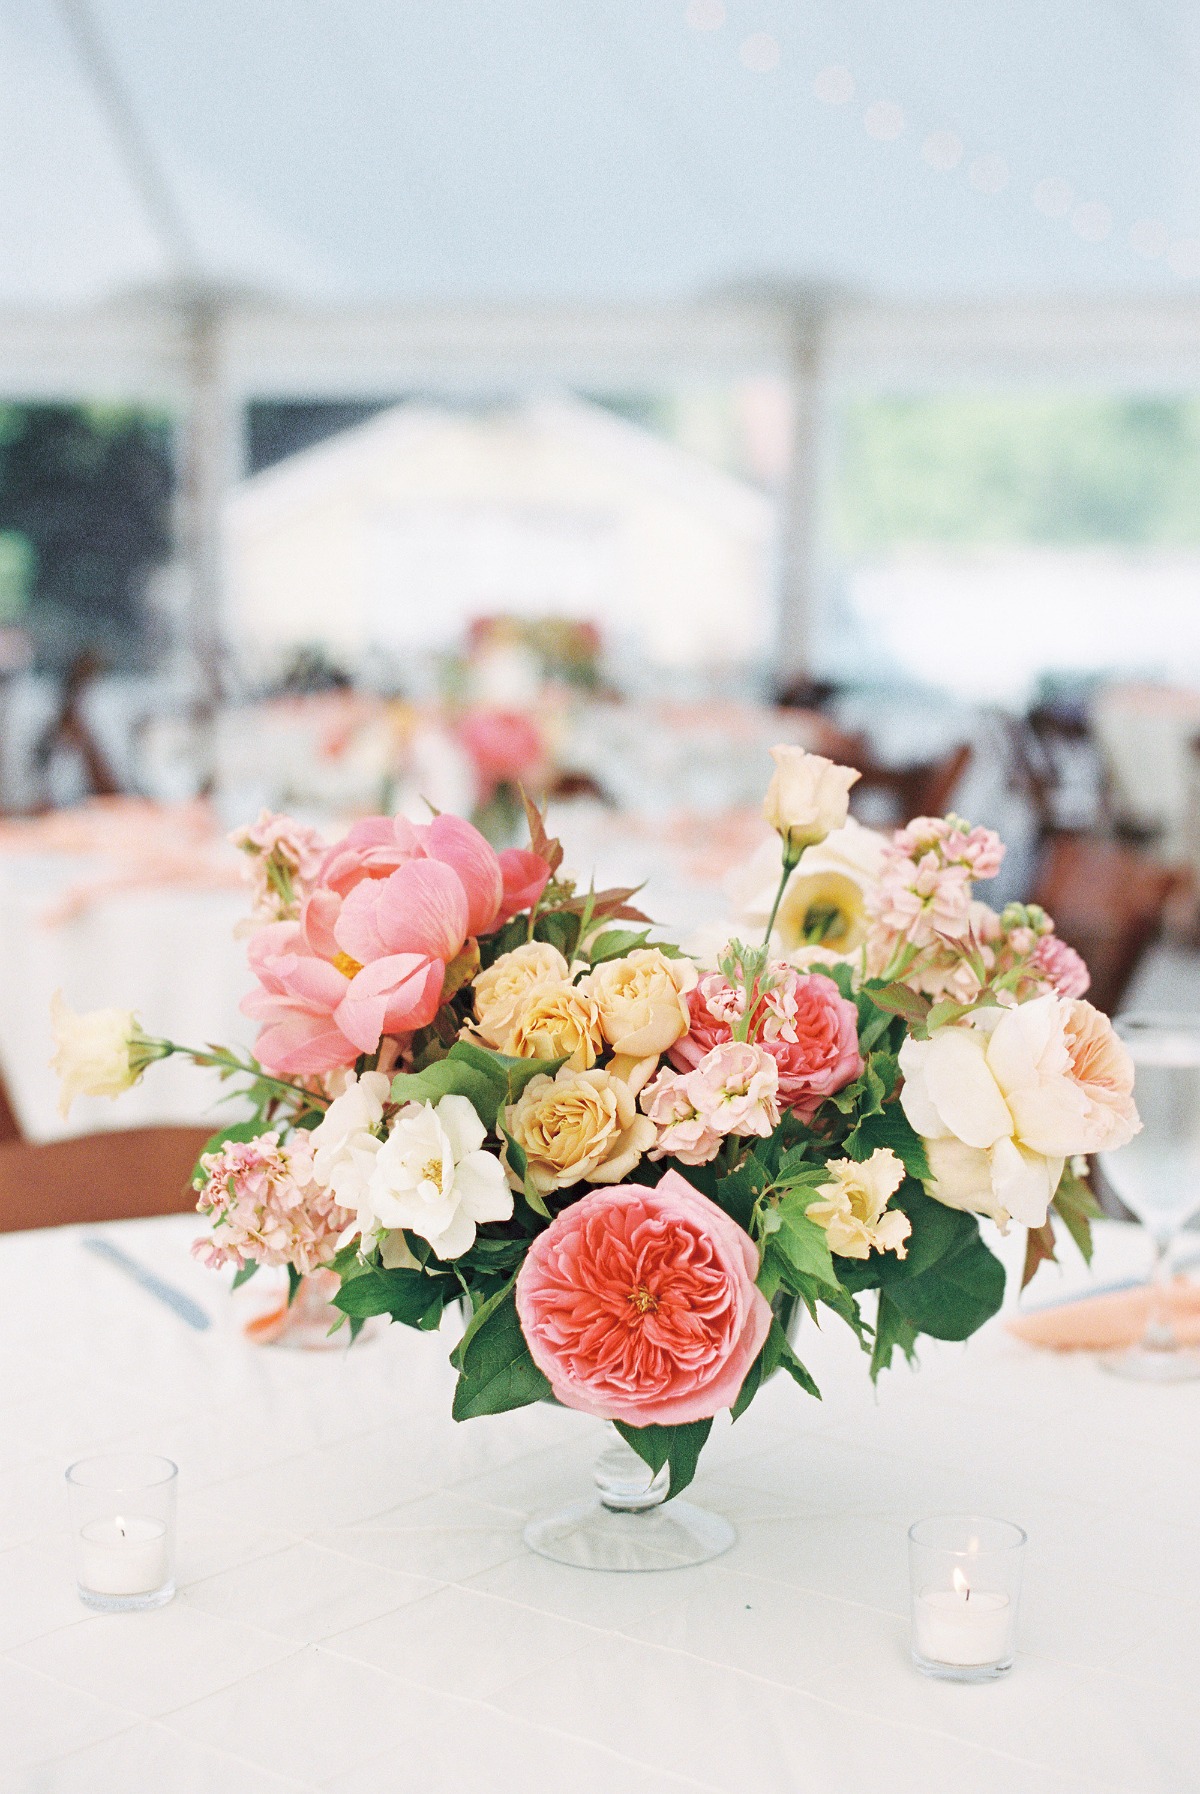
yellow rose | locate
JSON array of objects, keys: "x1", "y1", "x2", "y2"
[
  {"x1": 504, "y1": 1067, "x2": 656, "y2": 1193},
  {"x1": 503, "y1": 982, "x2": 604, "y2": 1070},
  {"x1": 763, "y1": 746, "x2": 859, "y2": 856},
  {"x1": 581, "y1": 948, "x2": 697, "y2": 1065},
  {"x1": 806, "y1": 1148, "x2": 911, "y2": 1259},
  {"x1": 471, "y1": 942, "x2": 569, "y2": 1049}
]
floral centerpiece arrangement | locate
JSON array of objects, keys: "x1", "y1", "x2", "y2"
[{"x1": 52, "y1": 750, "x2": 1139, "y2": 1505}]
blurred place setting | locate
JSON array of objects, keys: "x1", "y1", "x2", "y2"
[{"x1": 4, "y1": 5, "x2": 1200, "y2": 1794}]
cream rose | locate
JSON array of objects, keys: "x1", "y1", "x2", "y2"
[
  {"x1": 899, "y1": 994, "x2": 1140, "y2": 1228},
  {"x1": 763, "y1": 747, "x2": 860, "y2": 856},
  {"x1": 581, "y1": 948, "x2": 698, "y2": 1076},
  {"x1": 504, "y1": 1066, "x2": 656, "y2": 1194},
  {"x1": 503, "y1": 982, "x2": 604, "y2": 1070},
  {"x1": 50, "y1": 991, "x2": 162, "y2": 1117},
  {"x1": 471, "y1": 942, "x2": 570, "y2": 1048}
]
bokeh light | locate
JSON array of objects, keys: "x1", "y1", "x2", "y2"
[{"x1": 685, "y1": 0, "x2": 726, "y2": 30}]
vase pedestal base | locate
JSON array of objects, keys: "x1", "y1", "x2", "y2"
[{"x1": 523, "y1": 1495, "x2": 735, "y2": 1572}]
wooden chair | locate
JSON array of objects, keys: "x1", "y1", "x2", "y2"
[
  {"x1": 0, "y1": 1125, "x2": 213, "y2": 1233},
  {"x1": 1032, "y1": 835, "x2": 1186, "y2": 1014},
  {"x1": 0, "y1": 1070, "x2": 20, "y2": 1146}
]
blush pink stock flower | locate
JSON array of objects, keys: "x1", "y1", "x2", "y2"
[
  {"x1": 241, "y1": 812, "x2": 552, "y2": 1076},
  {"x1": 1030, "y1": 933, "x2": 1091, "y2": 999},
  {"x1": 192, "y1": 1132, "x2": 352, "y2": 1276},
  {"x1": 514, "y1": 1171, "x2": 772, "y2": 1426},
  {"x1": 671, "y1": 971, "x2": 862, "y2": 1123}
]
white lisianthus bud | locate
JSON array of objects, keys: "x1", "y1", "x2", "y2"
[
  {"x1": 763, "y1": 747, "x2": 859, "y2": 859},
  {"x1": 50, "y1": 991, "x2": 165, "y2": 1117}
]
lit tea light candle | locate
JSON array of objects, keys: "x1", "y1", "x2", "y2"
[
  {"x1": 914, "y1": 1565, "x2": 1011, "y2": 1668},
  {"x1": 908, "y1": 1516, "x2": 1025, "y2": 1681},
  {"x1": 77, "y1": 1514, "x2": 169, "y2": 1599}
]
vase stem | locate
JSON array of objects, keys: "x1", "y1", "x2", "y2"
[{"x1": 594, "y1": 1423, "x2": 669, "y2": 1513}]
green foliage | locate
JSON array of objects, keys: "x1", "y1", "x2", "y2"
[
  {"x1": 613, "y1": 1417, "x2": 713, "y2": 1499},
  {"x1": 870, "y1": 1291, "x2": 920, "y2": 1378},
  {"x1": 842, "y1": 1183, "x2": 1005, "y2": 1358},
  {"x1": 332, "y1": 1265, "x2": 453, "y2": 1330},
  {"x1": 836, "y1": 394, "x2": 1200, "y2": 552},
  {"x1": 1052, "y1": 1165, "x2": 1102, "y2": 1264},
  {"x1": 731, "y1": 1315, "x2": 821, "y2": 1421},
  {"x1": 450, "y1": 1281, "x2": 552, "y2": 1420},
  {"x1": 391, "y1": 1041, "x2": 566, "y2": 1132},
  {"x1": 230, "y1": 1260, "x2": 259, "y2": 1290}
]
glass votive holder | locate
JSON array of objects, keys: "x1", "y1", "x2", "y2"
[
  {"x1": 66, "y1": 1453, "x2": 177, "y2": 1612},
  {"x1": 908, "y1": 1515, "x2": 1025, "y2": 1682}
]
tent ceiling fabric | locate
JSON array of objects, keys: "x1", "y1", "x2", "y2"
[{"x1": 4, "y1": 0, "x2": 1200, "y2": 315}]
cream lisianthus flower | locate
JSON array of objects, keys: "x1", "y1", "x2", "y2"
[
  {"x1": 367, "y1": 1094, "x2": 512, "y2": 1260},
  {"x1": 308, "y1": 1070, "x2": 391, "y2": 1231},
  {"x1": 503, "y1": 981, "x2": 603, "y2": 1070},
  {"x1": 470, "y1": 942, "x2": 570, "y2": 1048},
  {"x1": 807, "y1": 1149, "x2": 911, "y2": 1259},
  {"x1": 724, "y1": 820, "x2": 886, "y2": 965},
  {"x1": 899, "y1": 994, "x2": 1140, "y2": 1229},
  {"x1": 504, "y1": 1066, "x2": 656, "y2": 1194},
  {"x1": 581, "y1": 949, "x2": 698, "y2": 1089},
  {"x1": 50, "y1": 991, "x2": 163, "y2": 1117},
  {"x1": 763, "y1": 747, "x2": 859, "y2": 856}
]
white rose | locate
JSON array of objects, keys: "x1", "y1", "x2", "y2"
[
  {"x1": 763, "y1": 747, "x2": 860, "y2": 856},
  {"x1": 308, "y1": 1070, "x2": 391, "y2": 1236},
  {"x1": 50, "y1": 991, "x2": 156, "y2": 1117},
  {"x1": 367, "y1": 1094, "x2": 512, "y2": 1260}
]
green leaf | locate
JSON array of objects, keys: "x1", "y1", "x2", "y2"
[
  {"x1": 1052, "y1": 1166, "x2": 1101, "y2": 1265},
  {"x1": 713, "y1": 1151, "x2": 773, "y2": 1233},
  {"x1": 230, "y1": 1260, "x2": 259, "y2": 1290},
  {"x1": 533, "y1": 909, "x2": 581, "y2": 961},
  {"x1": 867, "y1": 1185, "x2": 1005, "y2": 1341},
  {"x1": 612, "y1": 1417, "x2": 713, "y2": 1499},
  {"x1": 285, "y1": 1263, "x2": 302, "y2": 1305},
  {"x1": 870, "y1": 1290, "x2": 919, "y2": 1380},
  {"x1": 332, "y1": 1267, "x2": 448, "y2": 1327},
  {"x1": 842, "y1": 1104, "x2": 931, "y2": 1182},
  {"x1": 772, "y1": 1191, "x2": 839, "y2": 1291},
  {"x1": 498, "y1": 1129, "x2": 552, "y2": 1221},
  {"x1": 864, "y1": 982, "x2": 932, "y2": 1028},
  {"x1": 731, "y1": 1316, "x2": 821, "y2": 1420},
  {"x1": 390, "y1": 1059, "x2": 500, "y2": 1126},
  {"x1": 586, "y1": 926, "x2": 651, "y2": 963},
  {"x1": 451, "y1": 1281, "x2": 552, "y2": 1420}
]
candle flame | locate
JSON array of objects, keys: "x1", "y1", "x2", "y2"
[
  {"x1": 115, "y1": 1515, "x2": 126, "y2": 1538},
  {"x1": 952, "y1": 1566, "x2": 971, "y2": 1601}
]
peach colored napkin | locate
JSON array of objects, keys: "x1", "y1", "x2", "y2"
[{"x1": 1008, "y1": 1278, "x2": 1200, "y2": 1351}]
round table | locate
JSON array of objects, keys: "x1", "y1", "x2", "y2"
[{"x1": 3, "y1": 1215, "x2": 1198, "y2": 1793}]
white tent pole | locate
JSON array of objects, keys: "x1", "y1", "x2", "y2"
[
  {"x1": 775, "y1": 303, "x2": 826, "y2": 694},
  {"x1": 53, "y1": 0, "x2": 229, "y2": 711}
]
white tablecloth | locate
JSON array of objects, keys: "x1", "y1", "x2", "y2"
[{"x1": 4, "y1": 1215, "x2": 1198, "y2": 1793}]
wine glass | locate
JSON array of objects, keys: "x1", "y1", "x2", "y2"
[{"x1": 1099, "y1": 1014, "x2": 1200, "y2": 1381}]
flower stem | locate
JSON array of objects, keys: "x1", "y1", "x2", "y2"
[
  {"x1": 158, "y1": 1042, "x2": 330, "y2": 1110},
  {"x1": 763, "y1": 847, "x2": 801, "y2": 948}
]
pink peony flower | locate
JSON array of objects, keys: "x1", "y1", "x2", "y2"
[
  {"x1": 193, "y1": 1131, "x2": 352, "y2": 1275},
  {"x1": 495, "y1": 848, "x2": 553, "y2": 925},
  {"x1": 514, "y1": 1170, "x2": 772, "y2": 1426},
  {"x1": 241, "y1": 811, "x2": 550, "y2": 1075},
  {"x1": 1030, "y1": 933, "x2": 1091, "y2": 999},
  {"x1": 671, "y1": 971, "x2": 862, "y2": 1124}
]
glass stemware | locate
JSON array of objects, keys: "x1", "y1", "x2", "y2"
[{"x1": 1099, "y1": 1013, "x2": 1200, "y2": 1381}]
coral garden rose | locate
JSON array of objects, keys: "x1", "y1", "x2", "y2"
[
  {"x1": 671, "y1": 969, "x2": 862, "y2": 1123},
  {"x1": 503, "y1": 982, "x2": 604, "y2": 1070},
  {"x1": 514, "y1": 1170, "x2": 773, "y2": 1426},
  {"x1": 470, "y1": 941, "x2": 570, "y2": 1048},
  {"x1": 504, "y1": 1066, "x2": 656, "y2": 1194},
  {"x1": 762, "y1": 746, "x2": 859, "y2": 855},
  {"x1": 899, "y1": 994, "x2": 1140, "y2": 1228}
]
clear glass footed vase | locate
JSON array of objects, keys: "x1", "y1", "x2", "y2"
[
  {"x1": 523, "y1": 1423, "x2": 736, "y2": 1572},
  {"x1": 242, "y1": 1269, "x2": 349, "y2": 1350}
]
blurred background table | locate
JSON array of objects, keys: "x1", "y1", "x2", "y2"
[{"x1": 3, "y1": 1213, "x2": 1197, "y2": 1794}]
